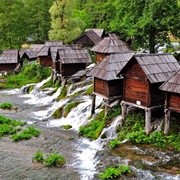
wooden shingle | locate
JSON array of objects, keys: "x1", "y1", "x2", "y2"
[{"x1": 0, "y1": 49, "x2": 19, "y2": 63}]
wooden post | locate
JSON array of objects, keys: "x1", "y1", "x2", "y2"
[
  {"x1": 121, "y1": 101, "x2": 127, "y2": 123},
  {"x1": 145, "y1": 108, "x2": 151, "y2": 135},
  {"x1": 164, "y1": 109, "x2": 170, "y2": 135},
  {"x1": 91, "y1": 94, "x2": 96, "y2": 115},
  {"x1": 105, "y1": 99, "x2": 110, "y2": 117}
]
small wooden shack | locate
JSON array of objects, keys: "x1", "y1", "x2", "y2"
[
  {"x1": 88, "y1": 52, "x2": 134, "y2": 115},
  {"x1": 56, "y1": 47, "x2": 92, "y2": 83},
  {"x1": 91, "y1": 33, "x2": 133, "y2": 64},
  {"x1": 73, "y1": 30, "x2": 102, "y2": 47},
  {"x1": 19, "y1": 49, "x2": 37, "y2": 63},
  {"x1": 117, "y1": 53, "x2": 179, "y2": 135},
  {"x1": 159, "y1": 69, "x2": 180, "y2": 135},
  {"x1": 0, "y1": 49, "x2": 21, "y2": 73}
]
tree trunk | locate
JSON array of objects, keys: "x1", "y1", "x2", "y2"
[{"x1": 149, "y1": 31, "x2": 156, "y2": 53}]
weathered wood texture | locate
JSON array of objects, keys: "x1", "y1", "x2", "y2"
[
  {"x1": 94, "y1": 78, "x2": 123, "y2": 97},
  {"x1": 61, "y1": 63, "x2": 86, "y2": 77},
  {"x1": 0, "y1": 64, "x2": 17, "y2": 71},
  {"x1": 39, "y1": 56, "x2": 52, "y2": 67},
  {"x1": 168, "y1": 93, "x2": 180, "y2": 112}
]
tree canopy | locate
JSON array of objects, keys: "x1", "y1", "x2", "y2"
[{"x1": 0, "y1": 0, "x2": 179, "y2": 52}]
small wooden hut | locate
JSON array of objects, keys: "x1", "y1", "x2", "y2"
[
  {"x1": 0, "y1": 49, "x2": 21, "y2": 73},
  {"x1": 73, "y1": 30, "x2": 102, "y2": 47},
  {"x1": 56, "y1": 47, "x2": 92, "y2": 84},
  {"x1": 91, "y1": 33, "x2": 133, "y2": 64},
  {"x1": 159, "y1": 69, "x2": 180, "y2": 135},
  {"x1": 117, "y1": 53, "x2": 179, "y2": 135},
  {"x1": 88, "y1": 52, "x2": 134, "y2": 115}
]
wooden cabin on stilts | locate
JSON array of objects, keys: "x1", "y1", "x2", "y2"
[
  {"x1": 117, "y1": 53, "x2": 179, "y2": 135},
  {"x1": 88, "y1": 52, "x2": 134, "y2": 116},
  {"x1": 159, "y1": 69, "x2": 180, "y2": 135}
]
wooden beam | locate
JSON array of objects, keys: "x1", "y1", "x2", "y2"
[
  {"x1": 91, "y1": 94, "x2": 96, "y2": 115},
  {"x1": 145, "y1": 108, "x2": 151, "y2": 136},
  {"x1": 164, "y1": 109, "x2": 170, "y2": 135},
  {"x1": 121, "y1": 101, "x2": 128, "y2": 123}
]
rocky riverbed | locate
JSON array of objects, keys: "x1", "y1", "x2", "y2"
[{"x1": 0, "y1": 123, "x2": 80, "y2": 180}]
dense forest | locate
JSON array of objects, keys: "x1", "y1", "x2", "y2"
[{"x1": 0, "y1": 0, "x2": 179, "y2": 53}]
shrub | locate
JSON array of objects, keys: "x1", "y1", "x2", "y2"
[
  {"x1": 62, "y1": 125, "x2": 72, "y2": 130},
  {"x1": 44, "y1": 151, "x2": 66, "y2": 167},
  {"x1": 109, "y1": 139, "x2": 121, "y2": 149},
  {"x1": 0, "y1": 102, "x2": 13, "y2": 109},
  {"x1": 32, "y1": 150, "x2": 44, "y2": 163}
]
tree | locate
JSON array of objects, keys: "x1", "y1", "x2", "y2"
[
  {"x1": 0, "y1": 0, "x2": 27, "y2": 49},
  {"x1": 48, "y1": 0, "x2": 85, "y2": 43},
  {"x1": 24, "y1": 0, "x2": 53, "y2": 43},
  {"x1": 110, "y1": 0, "x2": 180, "y2": 53}
]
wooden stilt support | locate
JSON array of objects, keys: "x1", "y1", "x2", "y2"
[
  {"x1": 145, "y1": 108, "x2": 151, "y2": 135},
  {"x1": 91, "y1": 94, "x2": 96, "y2": 115},
  {"x1": 105, "y1": 99, "x2": 110, "y2": 117},
  {"x1": 164, "y1": 109, "x2": 170, "y2": 135},
  {"x1": 121, "y1": 101, "x2": 127, "y2": 123}
]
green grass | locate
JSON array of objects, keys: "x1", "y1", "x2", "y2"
[
  {"x1": 4, "y1": 62, "x2": 51, "y2": 89},
  {"x1": 0, "y1": 102, "x2": 13, "y2": 110},
  {"x1": 64, "y1": 101, "x2": 80, "y2": 117}
]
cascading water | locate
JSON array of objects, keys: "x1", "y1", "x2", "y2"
[{"x1": 0, "y1": 77, "x2": 179, "y2": 180}]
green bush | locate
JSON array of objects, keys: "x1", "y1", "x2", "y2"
[
  {"x1": 99, "y1": 165, "x2": 132, "y2": 180},
  {"x1": 44, "y1": 151, "x2": 66, "y2": 167},
  {"x1": 0, "y1": 102, "x2": 13, "y2": 109},
  {"x1": 109, "y1": 139, "x2": 121, "y2": 149},
  {"x1": 62, "y1": 125, "x2": 72, "y2": 130},
  {"x1": 11, "y1": 126, "x2": 40, "y2": 141},
  {"x1": 32, "y1": 150, "x2": 44, "y2": 163}
]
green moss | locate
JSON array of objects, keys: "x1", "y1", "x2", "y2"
[
  {"x1": 56, "y1": 86, "x2": 68, "y2": 101},
  {"x1": 62, "y1": 125, "x2": 72, "y2": 130},
  {"x1": 52, "y1": 106, "x2": 64, "y2": 119},
  {"x1": 64, "y1": 101, "x2": 80, "y2": 117},
  {"x1": 84, "y1": 85, "x2": 93, "y2": 95},
  {"x1": 0, "y1": 102, "x2": 13, "y2": 109}
]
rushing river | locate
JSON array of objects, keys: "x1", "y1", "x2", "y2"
[{"x1": 0, "y1": 78, "x2": 180, "y2": 180}]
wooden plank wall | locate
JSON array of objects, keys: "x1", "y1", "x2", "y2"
[
  {"x1": 94, "y1": 78, "x2": 108, "y2": 96},
  {"x1": 169, "y1": 93, "x2": 180, "y2": 112},
  {"x1": 39, "y1": 57, "x2": 52, "y2": 67},
  {"x1": 108, "y1": 79, "x2": 123, "y2": 97},
  {"x1": 96, "y1": 53, "x2": 108, "y2": 64},
  {"x1": 0, "y1": 64, "x2": 16, "y2": 71}
]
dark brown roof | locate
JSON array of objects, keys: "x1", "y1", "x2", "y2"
[
  {"x1": 85, "y1": 29, "x2": 104, "y2": 38},
  {"x1": 45, "y1": 41, "x2": 63, "y2": 46},
  {"x1": 119, "y1": 53, "x2": 179, "y2": 83},
  {"x1": 88, "y1": 52, "x2": 134, "y2": 81},
  {"x1": 73, "y1": 30, "x2": 102, "y2": 45},
  {"x1": 0, "y1": 50, "x2": 19, "y2": 64},
  {"x1": 19, "y1": 49, "x2": 37, "y2": 59},
  {"x1": 91, "y1": 33, "x2": 133, "y2": 53},
  {"x1": 30, "y1": 44, "x2": 44, "y2": 54},
  {"x1": 159, "y1": 69, "x2": 180, "y2": 94},
  {"x1": 58, "y1": 48, "x2": 92, "y2": 64}
]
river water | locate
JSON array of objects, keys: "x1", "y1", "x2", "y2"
[{"x1": 0, "y1": 78, "x2": 180, "y2": 180}]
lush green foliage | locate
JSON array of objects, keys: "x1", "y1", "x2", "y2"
[
  {"x1": 44, "y1": 150, "x2": 66, "y2": 167},
  {"x1": 62, "y1": 125, "x2": 72, "y2": 130},
  {"x1": 0, "y1": 115, "x2": 25, "y2": 138},
  {"x1": 5, "y1": 63, "x2": 51, "y2": 88},
  {"x1": 79, "y1": 106, "x2": 121, "y2": 140},
  {"x1": 0, "y1": 102, "x2": 13, "y2": 110},
  {"x1": 11, "y1": 126, "x2": 40, "y2": 141},
  {"x1": 84, "y1": 85, "x2": 93, "y2": 95},
  {"x1": 109, "y1": 139, "x2": 121, "y2": 149},
  {"x1": 52, "y1": 106, "x2": 64, "y2": 119},
  {"x1": 99, "y1": 164, "x2": 131, "y2": 179},
  {"x1": 32, "y1": 150, "x2": 44, "y2": 163},
  {"x1": 117, "y1": 112, "x2": 180, "y2": 151},
  {"x1": 56, "y1": 86, "x2": 68, "y2": 101}
]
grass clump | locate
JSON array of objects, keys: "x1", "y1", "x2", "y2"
[
  {"x1": 62, "y1": 125, "x2": 72, "y2": 130},
  {"x1": 56, "y1": 86, "x2": 68, "y2": 101},
  {"x1": 11, "y1": 126, "x2": 40, "y2": 141},
  {"x1": 33, "y1": 150, "x2": 66, "y2": 167},
  {"x1": 109, "y1": 139, "x2": 121, "y2": 149},
  {"x1": 0, "y1": 102, "x2": 13, "y2": 110},
  {"x1": 99, "y1": 165, "x2": 132, "y2": 179},
  {"x1": 84, "y1": 85, "x2": 93, "y2": 95},
  {"x1": 52, "y1": 106, "x2": 64, "y2": 118}
]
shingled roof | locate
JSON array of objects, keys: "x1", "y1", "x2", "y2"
[
  {"x1": 119, "y1": 53, "x2": 179, "y2": 83},
  {"x1": 73, "y1": 30, "x2": 102, "y2": 46},
  {"x1": 30, "y1": 44, "x2": 44, "y2": 54},
  {"x1": 88, "y1": 52, "x2": 134, "y2": 81},
  {"x1": 85, "y1": 29, "x2": 105, "y2": 38},
  {"x1": 45, "y1": 41, "x2": 63, "y2": 46},
  {"x1": 91, "y1": 33, "x2": 133, "y2": 53},
  {"x1": 58, "y1": 48, "x2": 92, "y2": 64},
  {"x1": 0, "y1": 49, "x2": 19, "y2": 63},
  {"x1": 159, "y1": 69, "x2": 180, "y2": 94},
  {"x1": 19, "y1": 49, "x2": 37, "y2": 60},
  {"x1": 37, "y1": 46, "x2": 49, "y2": 56}
]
